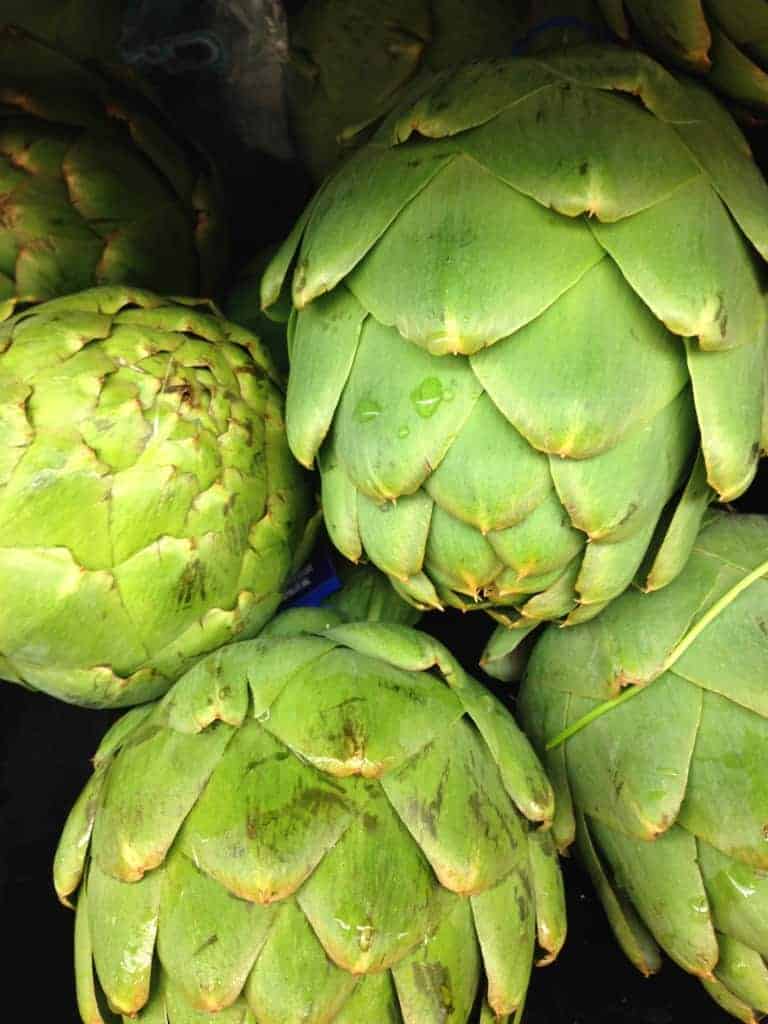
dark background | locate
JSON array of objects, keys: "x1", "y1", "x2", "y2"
[{"x1": 2, "y1": 2, "x2": 768, "y2": 1020}]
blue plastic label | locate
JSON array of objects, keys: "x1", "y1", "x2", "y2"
[{"x1": 281, "y1": 546, "x2": 342, "y2": 609}]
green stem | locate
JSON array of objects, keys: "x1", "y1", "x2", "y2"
[
  {"x1": 546, "y1": 555, "x2": 768, "y2": 751},
  {"x1": 545, "y1": 686, "x2": 641, "y2": 749}
]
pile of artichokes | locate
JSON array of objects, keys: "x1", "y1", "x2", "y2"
[{"x1": 2, "y1": 4, "x2": 768, "y2": 1023}]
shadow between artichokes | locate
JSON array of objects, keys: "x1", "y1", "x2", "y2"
[
  {"x1": 519, "y1": 513, "x2": 768, "y2": 1023},
  {"x1": 0, "y1": 286, "x2": 316, "y2": 707},
  {"x1": 55, "y1": 612, "x2": 565, "y2": 1023},
  {"x1": 226, "y1": 247, "x2": 292, "y2": 378},
  {"x1": 263, "y1": 46, "x2": 768, "y2": 630}
]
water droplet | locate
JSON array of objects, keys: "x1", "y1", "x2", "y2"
[
  {"x1": 397, "y1": 425, "x2": 410, "y2": 438},
  {"x1": 410, "y1": 377, "x2": 444, "y2": 418},
  {"x1": 255, "y1": 708, "x2": 270, "y2": 723},
  {"x1": 443, "y1": 388, "x2": 454, "y2": 402},
  {"x1": 355, "y1": 398, "x2": 382, "y2": 423},
  {"x1": 727, "y1": 872, "x2": 757, "y2": 899}
]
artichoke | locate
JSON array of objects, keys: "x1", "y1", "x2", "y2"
[
  {"x1": 286, "y1": 0, "x2": 530, "y2": 180},
  {"x1": 597, "y1": 0, "x2": 768, "y2": 117},
  {"x1": 262, "y1": 47, "x2": 768, "y2": 628},
  {"x1": 0, "y1": 26, "x2": 227, "y2": 319},
  {"x1": 520, "y1": 513, "x2": 768, "y2": 1022},
  {"x1": 0, "y1": 286, "x2": 314, "y2": 708},
  {"x1": 55, "y1": 613, "x2": 565, "y2": 1023}
]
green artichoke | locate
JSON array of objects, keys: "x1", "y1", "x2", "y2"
[
  {"x1": 286, "y1": 0, "x2": 530, "y2": 180},
  {"x1": 55, "y1": 615, "x2": 565, "y2": 1023},
  {"x1": 263, "y1": 47, "x2": 768, "y2": 628},
  {"x1": 597, "y1": 0, "x2": 768, "y2": 117},
  {"x1": 520, "y1": 513, "x2": 768, "y2": 1022},
  {"x1": 0, "y1": 286, "x2": 314, "y2": 708},
  {"x1": 0, "y1": 26, "x2": 228, "y2": 319}
]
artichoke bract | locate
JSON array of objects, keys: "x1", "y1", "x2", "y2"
[
  {"x1": 263, "y1": 47, "x2": 768, "y2": 628},
  {"x1": 0, "y1": 26, "x2": 228, "y2": 319},
  {"x1": 55, "y1": 615, "x2": 565, "y2": 1023},
  {"x1": 0, "y1": 286, "x2": 314, "y2": 708},
  {"x1": 520, "y1": 513, "x2": 768, "y2": 1022},
  {"x1": 597, "y1": 0, "x2": 768, "y2": 117},
  {"x1": 286, "y1": 0, "x2": 530, "y2": 180}
]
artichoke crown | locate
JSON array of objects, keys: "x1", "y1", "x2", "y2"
[
  {"x1": 265, "y1": 47, "x2": 768, "y2": 625},
  {"x1": 56, "y1": 617, "x2": 564, "y2": 1022}
]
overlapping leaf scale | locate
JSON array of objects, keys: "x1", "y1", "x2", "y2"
[
  {"x1": 700, "y1": 842, "x2": 768, "y2": 963},
  {"x1": 678, "y1": 691, "x2": 768, "y2": 869},
  {"x1": 472, "y1": 257, "x2": 690, "y2": 459},
  {"x1": 381, "y1": 716, "x2": 528, "y2": 894},
  {"x1": 259, "y1": 645, "x2": 465, "y2": 776},
  {"x1": 157, "y1": 847, "x2": 276, "y2": 1012},
  {"x1": 573, "y1": 810, "x2": 662, "y2": 977},
  {"x1": 297, "y1": 784, "x2": 454, "y2": 975},
  {"x1": 564, "y1": 673, "x2": 703, "y2": 841},
  {"x1": 487, "y1": 493, "x2": 583, "y2": 585},
  {"x1": 425, "y1": 392, "x2": 551, "y2": 535},
  {"x1": 346, "y1": 155, "x2": 604, "y2": 356},
  {"x1": 386, "y1": 59, "x2": 561, "y2": 142},
  {"x1": 500, "y1": 510, "x2": 760, "y2": 697},
  {"x1": 391, "y1": 896, "x2": 480, "y2": 1021},
  {"x1": 286, "y1": 287, "x2": 366, "y2": 469},
  {"x1": 88, "y1": 860, "x2": 163, "y2": 1014},
  {"x1": 244, "y1": 898, "x2": 357, "y2": 1023},
  {"x1": 423, "y1": 505, "x2": 506, "y2": 598},
  {"x1": 64, "y1": 626, "x2": 559, "y2": 1023},
  {"x1": 292, "y1": 140, "x2": 457, "y2": 310},
  {"x1": 357, "y1": 489, "x2": 434, "y2": 583},
  {"x1": 672, "y1": 576, "x2": 768, "y2": 718},
  {"x1": 317, "y1": 428, "x2": 364, "y2": 566},
  {"x1": 456, "y1": 77, "x2": 701, "y2": 221},
  {"x1": 334, "y1": 314, "x2": 483, "y2": 499},
  {"x1": 587, "y1": 819, "x2": 719, "y2": 977},
  {"x1": 89, "y1": 711, "x2": 236, "y2": 881}
]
